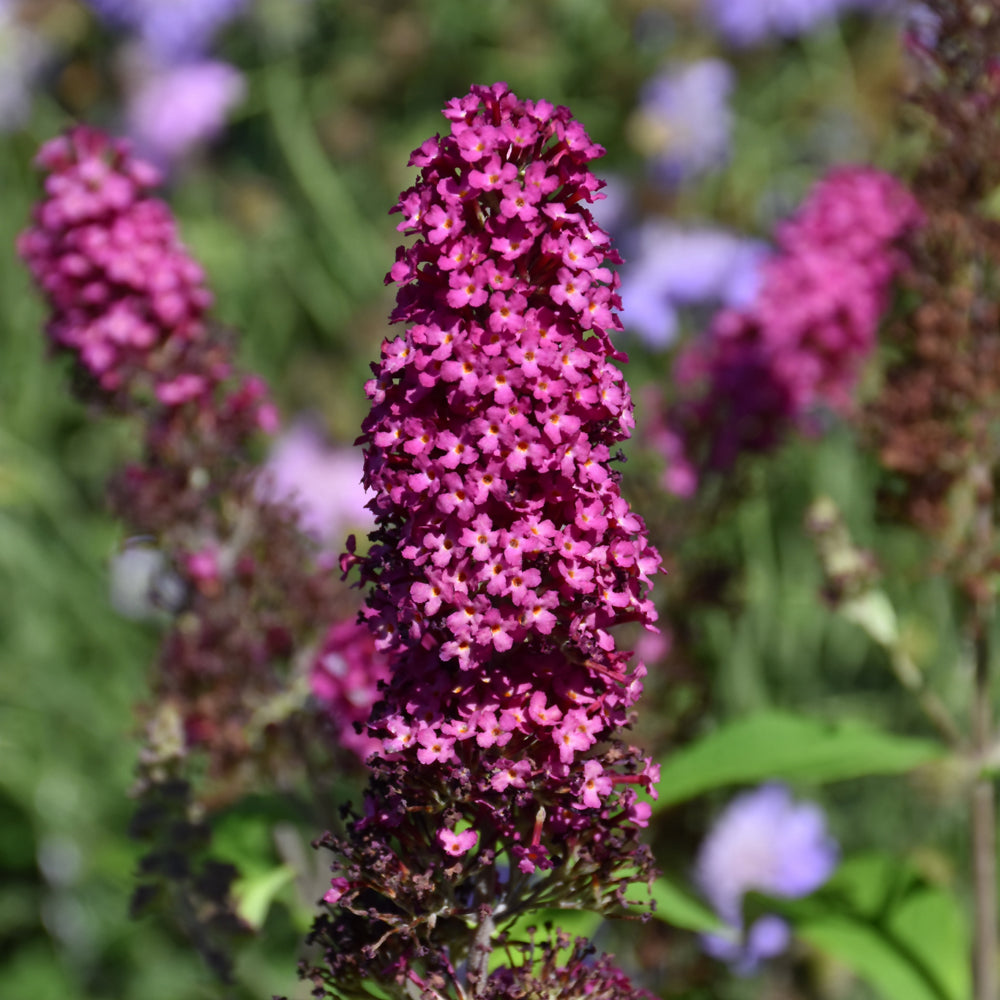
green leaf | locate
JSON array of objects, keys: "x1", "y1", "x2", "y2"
[
  {"x1": 232, "y1": 864, "x2": 296, "y2": 930},
  {"x1": 624, "y1": 876, "x2": 723, "y2": 933},
  {"x1": 654, "y1": 712, "x2": 945, "y2": 809},
  {"x1": 799, "y1": 914, "x2": 952, "y2": 1000},
  {"x1": 803, "y1": 852, "x2": 967, "y2": 1000},
  {"x1": 888, "y1": 889, "x2": 969, "y2": 1000},
  {"x1": 820, "y1": 852, "x2": 918, "y2": 918}
]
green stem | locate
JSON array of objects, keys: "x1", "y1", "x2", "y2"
[{"x1": 972, "y1": 615, "x2": 997, "y2": 1000}]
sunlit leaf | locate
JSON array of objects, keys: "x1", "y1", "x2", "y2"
[{"x1": 654, "y1": 712, "x2": 945, "y2": 810}]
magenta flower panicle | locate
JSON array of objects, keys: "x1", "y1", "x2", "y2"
[
  {"x1": 17, "y1": 126, "x2": 217, "y2": 402},
  {"x1": 660, "y1": 166, "x2": 922, "y2": 492},
  {"x1": 20, "y1": 122, "x2": 385, "y2": 981},
  {"x1": 305, "y1": 82, "x2": 663, "y2": 999}
]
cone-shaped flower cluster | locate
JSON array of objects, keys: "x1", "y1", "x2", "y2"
[
  {"x1": 346, "y1": 79, "x2": 663, "y2": 820},
  {"x1": 660, "y1": 167, "x2": 922, "y2": 492},
  {"x1": 354, "y1": 81, "x2": 659, "y2": 671},
  {"x1": 20, "y1": 125, "x2": 388, "y2": 980},
  {"x1": 307, "y1": 83, "x2": 661, "y2": 999},
  {"x1": 17, "y1": 127, "x2": 224, "y2": 406}
]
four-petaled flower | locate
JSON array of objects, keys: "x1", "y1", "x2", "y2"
[{"x1": 439, "y1": 828, "x2": 479, "y2": 856}]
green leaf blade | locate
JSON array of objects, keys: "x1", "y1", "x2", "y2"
[{"x1": 654, "y1": 712, "x2": 945, "y2": 810}]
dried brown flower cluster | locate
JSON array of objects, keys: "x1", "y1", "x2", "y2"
[{"x1": 863, "y1": 1, "x2": 1000, "y2": 579}]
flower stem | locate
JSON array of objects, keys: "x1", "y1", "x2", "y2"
[
  {"x1": 972, "y1": 612, "x2": 997, "y2": 1000},
  {"x1": 468, "y1": 908, "x2": 495, "y2": 998}
]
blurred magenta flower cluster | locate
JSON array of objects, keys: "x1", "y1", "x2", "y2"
[
  {"x1": 657, "y1": 166, "x2": 922, "y2": 495},
  {"x1": 18, "y1": 125, "x2": 379, "y2": 804},
  {"x1": 18, "y1": 128, "x2": 218, "y2": 400}
]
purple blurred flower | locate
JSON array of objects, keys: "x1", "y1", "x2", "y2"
[
  {"x1": 619, "y1": 224, "x2": 767, "y2": 348},
  {"x1": 259, "y1": 421, "x2": 374, "y2": 549},
  {"x1": 696, "y1": 784, "x2": 838, "y2": 973},
  {"x1": 704, "y1": 0, "x2": 846, "y2": 45},
  {"x1": 85, "y1": 0, "x2": 247, "y2": 61},
  {"x1": 634, "y1": 59, "x2": 733, "y2": 185},
  {"x1": 704, "y1": 0, "x2": 893, "y2": 46},
  {"x1": 124, "y1": 56, "x2": 245, "y2": 165},
  {"x1": 905, "y1": 3, "x2": 939, "y2": 50},
  {"x1": 0, "y1": 1, "x2": 49, "y2": 131}
]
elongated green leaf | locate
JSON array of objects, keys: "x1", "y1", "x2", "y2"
[
  {"x1": 799, "y1": 914, "x2": 951, "y2": 1000},
  {"x1": 820, "y1": 852, "x2": 918, "y2": 918},
  {"x1": 654, "y1": 712, "x2": 944, "y2": 809},
  {"x1": 889, "y1": 890, "x2": 969, "y2": 1000}
]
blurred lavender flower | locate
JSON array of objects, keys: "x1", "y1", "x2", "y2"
[
  {"x1": 703, "y1": 0, "x2": 845, "y2": 45},
  {"x1": 85, "y1": 0, "x2": 248, "y2": 61},
  {"x1": 905, "y1": 3, "x2": 939, "y2": 49},
  {"x1": 259, "y1": 421, "x2": 374, "y2": 549},
  {"x1": 0, "y1": 1, "x2": 49, "y2": 131},
  {"x1": 704, "y1": 0, "x2": 891, "y2": 46},
  {"x1": 619, "y1": 224, "x2": 767, "y2": 348},
  {"x1": 631, "y1": 59, "x2": 733, "y2": 186},
  {"x1": 124, "y1": 55, "x2": 245, "y2": 165},
  {"x1": 696, "y1": 784, "x2": 837, "y2": 973}
]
